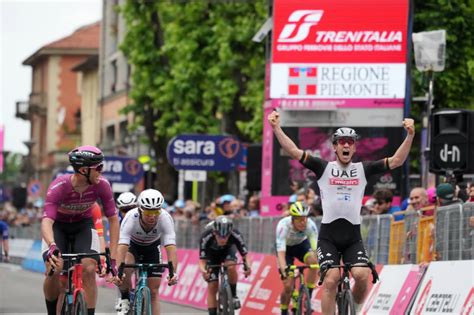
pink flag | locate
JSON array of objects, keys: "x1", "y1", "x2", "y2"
[{"x1": 0, "y1": 125, "x2": 4, "y2": 173}]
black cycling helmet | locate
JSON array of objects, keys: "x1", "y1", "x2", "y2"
[
  {"x1": 69, "y1": 145, "x2": 104, "y2": 172},
  {"x1": 213, "y1": 215, "x2": 233, "y2": 238}
]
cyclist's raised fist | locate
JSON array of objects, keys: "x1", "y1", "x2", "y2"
[
  {"x1": 268, "y1": 109, "x2": 280, "y2": 128},
  {"x1": 403, "y1": 118, "x2": 415, "y2": 135}
]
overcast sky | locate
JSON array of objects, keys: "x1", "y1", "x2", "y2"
[{"x1": 0, "y1": 0, "x2": 102, "y2": 154}]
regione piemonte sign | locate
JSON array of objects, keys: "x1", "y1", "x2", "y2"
[{"x1": 270, "y1": 0, "x2": 409, "y2": 104}]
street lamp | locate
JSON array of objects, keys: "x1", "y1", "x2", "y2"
[{"x1": 412, "y1": 30, "x2": 446, "y2": 188}]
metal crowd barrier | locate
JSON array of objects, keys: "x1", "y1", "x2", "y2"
[{"x1": 8, "y1": 203, "x2": 474, "y2": 265}]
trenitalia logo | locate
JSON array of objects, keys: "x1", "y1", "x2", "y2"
[
  {"x1": 278, "y1": 10, "x2": 324, "y2": 42},
  {"x1": 278, "y1": 10, "x2": 403, "y2": 44}
]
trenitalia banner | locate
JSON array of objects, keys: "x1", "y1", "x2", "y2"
[{"x1": 270, "y1": 0, "x2": 409, "y2": 104}]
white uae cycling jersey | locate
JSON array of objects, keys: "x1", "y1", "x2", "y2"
[
  {"x1": 119, "y1": 208, "x2": 176, "y2": 246},
  {"x1": 318, "y1": 161, "x2": 367, "y2": 225}
]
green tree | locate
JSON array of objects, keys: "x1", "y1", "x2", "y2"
[
  {"x1": 119, "y1": 0, "x2": 267, "y2": 196},
  {"x1": 410, "y1": 0, "x2": 474, "y2": 173}
]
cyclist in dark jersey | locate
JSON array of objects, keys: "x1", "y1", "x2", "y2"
[
  {"x1": 41, "y1": 145, "x2": 120, "y2": 315},
  {"x1": 199, "y1": 216, "x2": 251, "y2": 315},
  {"x1": 268, "y1": 110, "x2": 415, "y2": 315}
]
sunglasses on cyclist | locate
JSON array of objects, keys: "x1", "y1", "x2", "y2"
[
  {"x1": 89, "y1": 163, "x2": 104, "y2": 172},
  {"x1": 140, "y1": 207, "x2": 161, "y2": 216},
  {"x1": 337, "y1": 137, "x2": 355, "y2": 145}
]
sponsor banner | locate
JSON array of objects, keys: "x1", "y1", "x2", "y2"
[
  {"x1": 159, "y1": 249, "x2": 267, "y2": 311},
  {"x1": 411, "y1": 260, "x2": 474, "y2": 315},
  {"x1": 167, "y1": 134, "x2": 243, "y2": 171},
  {"x1": 272, "y1": 0, "x2": 409, "y2": 63},
  {"x1": 361, "y1": 264, "x2": 424, "y2": 314},
  {"x1": 270, "y1": 64, "x2": 406, "y2": 100},
  {"x1": 9, "y1": 238, "x2": 35, "y2": 259}
]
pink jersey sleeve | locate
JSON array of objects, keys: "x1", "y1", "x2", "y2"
[
  {"x1": 43, "y1": 175, "x2": 69, "y2": 220},
  {"x1": 98, "y1": 178, "x2": 118, "y2": 217}
]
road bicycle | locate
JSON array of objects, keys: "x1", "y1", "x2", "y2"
[
  {"x1": 53, "y1": 248, "x2": 112, "y2": 315},
  {"x1": 286, "y1": 264, "x2": 319, "y2": 315},
  {"x1": 118, "y1": 261, "x2": 174, "y2": 315},
  {"x1": 318, "y1": 262, "x2": 379, "y2": 315},
  {"x1": 207, "y1": 262, "x2": 248, "y2": 315}
]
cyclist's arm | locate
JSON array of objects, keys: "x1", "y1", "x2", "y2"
[
  {"x1": 164, "y1": 245, "x2": 178, "y2": 274},
  {"x1": 115, "y1": 243, "x2": 129, "y2": 269},
  {"x1": 98, "y1": 179, "x2": 120, "y2": 259},
  {"x1": 231, "y1": 229, "x2": 249, "y2": 257},
  {"x1": 387, "y1": 119, "x2": 415, "y2": 169},
  {"x1": 270, "y1": 115, "x2": 304, "y2": 160},
  {"x1": 276, "y1": 220, "x2": 288, "y2": 274},
  {"x1": 41, "y1": 218, "x2": 56, "y2": 247},
  {"x1": 199, "y1": 258, "x2": 208, "y2": 274}
]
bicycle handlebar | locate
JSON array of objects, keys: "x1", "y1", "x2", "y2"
[
  {"x1": 318, "y1": 262, "x2": 378, "y2": 286},
  {"x1": 48, "y1": 248, "x2": 112, "y2": 277},
  {"x1": 118, "y1": 261, "x2": 175, "y2": 284}
]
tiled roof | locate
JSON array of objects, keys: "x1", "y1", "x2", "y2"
[
  {"x1": 23, "y1": 21, "x2": 100, "y2": 66},
  {"x1": 44, "y1": 21, "x2": 100, "y2": 50}
]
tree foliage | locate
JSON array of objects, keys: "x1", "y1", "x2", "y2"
[
  {"x1": 120, "y1": 0, "x2": 473, "y2": 190},
  {"x1": 119, "y1": 0, "x2": 267, "y2": 195}
]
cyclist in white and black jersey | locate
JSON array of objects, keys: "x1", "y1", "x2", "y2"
[
  {"x1": 268, "y1": 110, "x2": 415, "y2": 315},
  {"x1": 275, "y1": 201, "x2": 319, "y2": 315},
  {"x1": 112, "y1": 189, "x2": 178, "y2": 315}
]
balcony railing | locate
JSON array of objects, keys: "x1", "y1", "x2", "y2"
[{"x1": 15, "y1": 92, "x2": 47, "y2": 120}]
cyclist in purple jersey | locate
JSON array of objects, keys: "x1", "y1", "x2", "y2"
[{"x1": 41, "y1": 145, "x2": 120, "y2": 315}]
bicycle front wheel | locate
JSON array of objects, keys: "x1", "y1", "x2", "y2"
[
  {"x1": 297, "y1": 286, "x2": 312, "y2": 315},
  {"x1": 134, "y1": 287, "x2": 151, "y2": 315},
  {"x1": 218, "y1": 284, "x2": 234, "y2": 315},
  {"x1": 73, "y1": 291, "x2": 88, "y2": 315},
  {"x1": 60, "y1": 293, "x2": 70, "y2": 315},
  {"x1": 338, "y1": 290, "x2": 356, "y2": 315}
]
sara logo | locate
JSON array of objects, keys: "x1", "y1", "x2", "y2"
[
  {"x1": 218, "y1": 137, "x2": 240, "y2": 159},
  {"x1": 278, "y1": 10, "x2": 324, "y2": 43}
]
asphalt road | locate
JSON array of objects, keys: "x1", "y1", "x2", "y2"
[{"x1": 0, "y1": 263, "x2": 206, "y2": 314}]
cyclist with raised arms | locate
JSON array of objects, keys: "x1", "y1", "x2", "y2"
[
  {"x1": 199, "y1": 215, "x2": 252, "y2": 315},
  {"x1": 276, "y1": 201, "x2": 319, "y2": 315},
  {"x1": 41, "y1": 145, "x2": 120, "y2": 315},
  {"x1": 113, "y1": 189, "x2": 178, "y2": 315},
  {"x1": 268, "y1": 110, "x2": 415, "y2": 314}
]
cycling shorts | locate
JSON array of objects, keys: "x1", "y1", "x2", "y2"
[
  {"x1": 42, "y1": 218, "x2": 100, "y2": 272},
  {"x1": 205, "y1": 245, "x2": 238, "y2": 282},
  {"x1": 129, "y1": 240, "x2": 163, "y2": 278},
  {"x1": 285, "y1": 238, "x2": 312, "y2": 266},
  {"x1": 316, "y1": 218, "x2": 369, "y2": 271}
]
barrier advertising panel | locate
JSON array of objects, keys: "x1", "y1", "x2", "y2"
[
  {"x1": 411, "y1": 260, "x2": 474, "y2": 315},
  {"x1": 362, "y1": 264, "x2": 425, "y2": 314}
]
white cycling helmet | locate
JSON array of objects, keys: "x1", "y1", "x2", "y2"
[
  {"x1": 116, "y1": 192, "x2": 137, "y2": 212},
  {"x1": 138, "y1": 189, "x2": 164, "y2": 210},
  {"x1": 332, "y1": 127, "x2": 359, "y2": 144}
]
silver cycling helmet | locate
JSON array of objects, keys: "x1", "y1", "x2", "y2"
[
  {"x1": 116, "y1": 192, "x2": 137, "y2": 212},
  {"x1": 332, "y1": 127, "x2": 359, "y2": 144}
]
